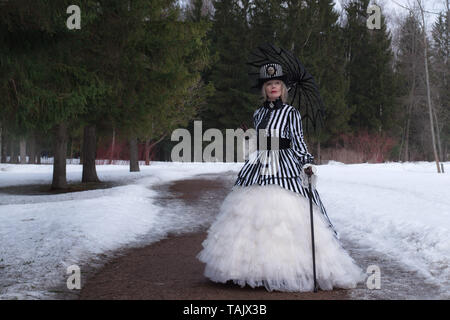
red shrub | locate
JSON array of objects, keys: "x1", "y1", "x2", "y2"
[
  {"x1": 322, "y1": 131, "x2": 396, "y2": 164},
  {"x1": 96, "y1": 133, "x2": 153, "y2": 164}
]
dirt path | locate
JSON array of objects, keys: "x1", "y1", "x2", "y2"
[
  {"x1": 79, "y1": 231, "x2": 348, "y2": 300},
  {"x1": 77, "y1": 173, "x2": 349, "y2": 300}
]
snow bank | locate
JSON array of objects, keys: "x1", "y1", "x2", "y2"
[
  {"x1": 318, "y1": 161, "x2": 450, "y2": 298},
  {"x1": 0, "y1": 162, "x2": 239, "y2": 299}
]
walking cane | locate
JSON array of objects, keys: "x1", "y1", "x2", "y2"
[{"x1": 305, "y1": 167, "x2": 318, "y2": 292}]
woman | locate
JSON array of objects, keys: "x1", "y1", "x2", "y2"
[{"x1": 196, "y1": 63, "x2": 365, "y2": 292}]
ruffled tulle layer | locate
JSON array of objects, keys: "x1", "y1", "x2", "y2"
[{"x1": 196, "y1": 184, "x2": 366, "y2": 292}]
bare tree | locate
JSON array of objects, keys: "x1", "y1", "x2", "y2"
[
  {"x1": 430, "y1": 1, "x2": 449, "y2": 162},
  {"x1": 393, "y1": 0, "x2": 443, "y2": 171},
  {"x1": 396, "y1": 14, "x2": 423, "y2": 161},
  {"x1": 417, "y1": 0, "x2": 441, "y2": 172}
]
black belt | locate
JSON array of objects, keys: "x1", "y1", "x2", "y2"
[{"x1": 257, "y1": 136, "x2": 291, "y2": 150}]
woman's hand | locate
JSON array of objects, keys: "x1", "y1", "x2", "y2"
[
  {"x1": 304, "y1": 166, "x2": 313, "y2": 177},
  {"x1": 301, "y1": 164, "x2": 318, "y2": 188},
  {"x1": 303, "y1": 163, "x2": 317, "y2": 176}
]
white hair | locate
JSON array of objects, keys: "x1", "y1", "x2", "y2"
[{"x1": 261, "y1": 80, "x2": 289, "y2": 103}]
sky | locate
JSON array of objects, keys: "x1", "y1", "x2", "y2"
[{"x1": 334, "y1": 0, "x2": 447, "y2": 12}]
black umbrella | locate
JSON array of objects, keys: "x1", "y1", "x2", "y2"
[{"x1": 247, "y1": 43, "x2": 326, "y2": 135}]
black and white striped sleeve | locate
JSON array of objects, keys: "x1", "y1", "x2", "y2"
[
  {"x1": 289, "y1": 107, "x2": 314, "y2": 165},
  {"x1": 253, "y1": 109, "x2": 258, "y2": 129}
]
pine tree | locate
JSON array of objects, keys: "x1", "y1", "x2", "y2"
[
  {"x1": 76, "y1": 0, "x2": 213, "y2": 170},
  {"x1": 201, "y1": 0, "x2": 257, "y2": 132},
  {"x1": 250, "y1": 0, "x2": 284, "y2": 46},
  {"x1": 281, "y1": 0, "x2": 352, "y2": 155},
  {"x1": 0, "y1": 1, "x2": 105, "y2": 189},
  {"x1": 343, "y1": 0, "x2": 397, "y2": 133}
]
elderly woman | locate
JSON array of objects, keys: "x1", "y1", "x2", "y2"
[{"x1": 197, "y1": 63, "x2": 365, "y2": 292}]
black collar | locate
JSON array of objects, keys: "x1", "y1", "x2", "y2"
[{"x1": 263, "y1": 97, "x2": 283, "y2": 110}]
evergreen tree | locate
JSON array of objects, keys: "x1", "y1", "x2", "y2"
[
  {"x1": 281, "y1": 0, "x2": 351, "y2": 152},
  {"x1": 0, "y1": 1, "x2": 105, "y2": 189},
  {"x1": 250, "y1": 0, "x2": 284, "y2": 47},
  {"x1": 185, "y1": 0, "x2": 213, "y2": 22},
  {"x1": 201, "y1": 0, "x2": 257, "y2": 131},
  {"x1": 76, "y1": 0, "x2": 212, "y2": 170},
  {"x1": 343, "y1": 0, "x2": 398, "y2": 133}
]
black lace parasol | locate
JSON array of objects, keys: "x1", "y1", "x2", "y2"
[{"x1": 247, "y1": 43, "x2": 326, "y2": 134}]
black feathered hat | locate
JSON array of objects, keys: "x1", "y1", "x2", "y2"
[{"x1": 256, "y1": 63, "x2": 287, "y2": 89}]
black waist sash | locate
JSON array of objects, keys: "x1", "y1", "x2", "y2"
[{"x1": 257, "y1": 136, "x2": 291, "y2": 150}]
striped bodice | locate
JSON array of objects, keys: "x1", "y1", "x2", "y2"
[
  {"x1": 233, "y1": 103, "x2": 338, "y2": 238},
  {"x1": 237, "y1": 103, "x2": 314, "y2": 179}
]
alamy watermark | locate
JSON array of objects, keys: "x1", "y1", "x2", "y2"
[
  {"x1": 171, "y1": 121, "x2": 256, "y2": 163},
  {"x1": 367, "y1": 5, "x2": 381, "y2": 30},
  {"x1": 64, "y1": 262, "x2": 380, "y2": 291},
  {"x1": 171, "y1": 121, "x2": 283, "y2": 176},
  {"x1": 66, "y1": 5, "x2": 81, "y2": 30},
  {"x1": 366, "y1": 264, "x2": 381, "y2": 289},
  {"x1": 66, "y1": 264, "x2": 81, "y2": 290},
  {"x1": 65, "y1": 5, "x2": 380, "y2": 31}
]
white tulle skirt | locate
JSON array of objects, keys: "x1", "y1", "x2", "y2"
[{"x1": 196, "y1": 184, "x2": 366, "y2": 292}]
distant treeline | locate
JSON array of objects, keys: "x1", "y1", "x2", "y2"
[{"x1": 0, "y1": 0, "x2": 448, "y2": 188}]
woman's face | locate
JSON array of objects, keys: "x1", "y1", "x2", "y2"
[{"x1": 265, "y1": 80, "x2": 282, "y2": 101}]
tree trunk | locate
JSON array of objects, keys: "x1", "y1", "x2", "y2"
[
  {"x1": 398, "y1": 117, "x2": 405, "y2": 162},
  {"x1": 79, "y1": 136, "x2": 84, "y2": 165},
  {"x1": 28, "y1": 134, "x2": 36, "y2": 164},
  {"x1": 19, "y1": 137, "x2": 27, "y2": 164},
  {"x1": 10, "y1": 137, "x2": 18, "y2": 163},
  {"x1": 0, "y1": 124, "x2": 2, "y2": 163},
  {"x1": 418, "y1": 0, "x2": 441, "y2": 173},
  {"x1": 404, "y1": 69, "x2": 416, "y2": 162},
  {"x1": 129, "y1": 136, "x2": 140, "y2": 172},
  {"x1": 51, "y1": 123, "x2": 68, "y2": 190},
  {"x1": 0, "y1": 126, "x2": 6, "y2": 163},
  {"x1": 82, "y1": 125, "x2": 100, "y2": 183},
  {"x1": 404, "y1": 24, "x2": 418, "y2": 162},
  {"x1": 404, "y1": 116, "x2": 410, "y2": 162},
  {"x1": 316, "y1": 141, "x2": 321, "y2": 165},
  {"x1": 79, "y1": 142, "x2": 83, "y2": 165},
  {"x1": 150, "y1": 144, "x2": 157, "y2": 162},
  {"x1": 110, "y1": 128, "x2": 115, "y2": 164},
  {"x1": 144, "y1": 133, "x2": 167, "y2": 165},
  {"x1": 69, "y1": 138, "x2": 74, "y2": 161},
  {"x1": 35, "y1": 135, "x2": 41, "y2": 164},
  {"x1": 145, "y1": 139, "x2": 150, "y2": 165},
  {"x1": 432, "y1": 104, "x2": 444, "y2": 162},
  {"x1": 444, "y1": 144, "x2": 448, "y2": 162}
]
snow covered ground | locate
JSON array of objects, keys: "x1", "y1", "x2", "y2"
[
  {"x1": 317, "y1": 162, "x2": 450, "y2": 299},
  {"x1": 0, "y1": 162, "x2": 239, "y2": 299},
  {"x1": 0, "y1": 161, "x2": 449, "y2": 299}
]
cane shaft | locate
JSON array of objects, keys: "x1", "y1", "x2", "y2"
[{"x1": 308, "y1": 179, "x2": 318, "y2": 292}]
